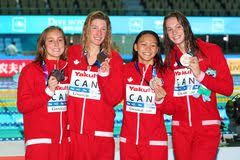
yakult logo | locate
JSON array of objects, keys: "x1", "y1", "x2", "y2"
[
  {"x1": 75, "y1": 71, "x2": 97, "y2": 78},
  {"x1": 55, "y1": 85, "x2": 68, "y2": 90},
  {"x1": 174, "y1": 69, "x2": 192, "y2": 76},
  {"x1": 129, "y1": 86, "x2": 154, "y2": 93}
]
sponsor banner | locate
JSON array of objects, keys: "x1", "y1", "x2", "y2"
[
  {"x1": 0, "y1": 60, "x2": 32, "y2": 77},
  {"x1": 227, "y1": 59, "x2": 240, "y2": 75},
  {"x1": 1, "y1": 16, "x2": 240, "y2": 34}
]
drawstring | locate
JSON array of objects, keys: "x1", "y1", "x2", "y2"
[
  {"x1": 140, "y1": 64, "x2": 150, "y2": 86},
  {"x1": 59, "y1": 112, "x2": 63, "y2": 144},
  {"x1": 136, "y1": 64, "x2": 149, "y2": 145},
  {"x1": 80, "y1": 65, "x2": 91, "y2": 134}
]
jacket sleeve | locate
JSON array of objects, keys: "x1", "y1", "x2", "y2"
[
  {"x1": 98, "y1": 51, "x2": 124, "y2": 107},
  {"x1": 156, "y1": 68, "x2": 176, "y2": 115},
  {"x1": 157, "y1": 94, "x2": 176, "y2": 115},
  {"x1": 200, "y1": 45, "x2": 233, "y2": 96},
  {"x1": 17, "y1": 66, "x2": 52, "y2": 114}
]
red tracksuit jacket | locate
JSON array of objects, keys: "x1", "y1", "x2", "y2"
[
  {"x1": 99, "y1": 61, "x2": 175, "y2": 145},
  {"x1": 67, "y1": 44, "x2": 123, "y2": 137},
  {"x1": 169, "y1": 38, "x2": 233, "y2": 126},
  {"x1": 17, "y1": 59, "x2": 69, "y2": 145}
]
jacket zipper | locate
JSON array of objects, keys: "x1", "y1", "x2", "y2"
[
  {"x1": 80, "y1": 98, "x2": 87, "y2": 134},
  {"x1": 80, "y1": 66, "x2": 92, "y2": 134},
  {"x1": 186, "y1": 95, "x2": 192, "y2": 126},
  {"x1": 136, "y1": 64, "x2": 149, "y2": 145},
  {"x1": 59, "y1": 111, "x2": 63, "y2": 144}
]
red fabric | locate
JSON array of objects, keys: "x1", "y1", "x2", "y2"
[
  {"x1": 17, "y1": 59, "x2": 69, "y2": 159},
  {"x1": 99, "y1": 62, "x2": 173, "y2": 160},
  {"x1": 120, "y1": 141, "x2": 168, "y2": 160},
  {"x1": 69, "y1": 133, "x2": 115, "y2": 160},
  {"x1": 169, "y1": 38, "x2": 233, "y2": 160},
  {"x1": 67, "y1": 44, "x2": 123, "y2": 159},
  {"x1": 169, "y1": 38, "x2": 233, "y2": 123},
  {"x1": 172, "y1": 122, "x2": 220, "y2": 160},
  {"x1": 120, "y1": 63, "x2": 170, "y2": 145},
  {"x1": 67, "y1": 44, "x2": 123, "y2": 135},
  {"x1": 25, "y1": 142, "x2": 70, "y2": 160},
  {"x1": 169, "y1": 39, "x2": 233, "y2": 123}
]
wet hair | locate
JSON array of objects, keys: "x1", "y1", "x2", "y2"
[
  {"x1": 163, "y1": 11, "x2": 199, "y2": 66},
  {"x1": 34, "y1": 26, "x2": 67, "y2": 64},
  {"x1": 132, "y1": 30, "x2": 164, "y2": 73},
  {"x1": 81, "y1": 11, "x2": 112, "y2": 56}
]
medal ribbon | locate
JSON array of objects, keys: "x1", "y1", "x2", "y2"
[{"x1": 134, "y1": 62, "x2": 157, "y2": 86}]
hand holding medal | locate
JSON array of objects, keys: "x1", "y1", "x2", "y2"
[
  {"x1": 188, "y1": 56, "x2": 201, "y2": 78},
  {"x1": 98, "y1": 51, "x2": 110, "y2": 77},
  {"x1": 179, "y1": 51, "x2": 201, "y2": 79},
  {"x1": 98, "y1": 58, "x2": 110, "y2": 77},
  {"x1": 149, "y1": 77, "x2": 163, "y2": 89},
  {"x1": 149, "y1": 77, "x2": 166, "y2": 101},
  {"x1": 180, "y1": 51, "x2": 194, "y2": 67},
  {"x1": 180, "y1": 53, "x2": 192, "y2": 67},
  {"x1": 48, "y1": 76, "x2": 59, "y2": 92}
]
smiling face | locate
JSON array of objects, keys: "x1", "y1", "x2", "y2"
[
  {"x1": 45, "y1": 29, "x2": 65, "y2": 60},
  {"x1": 165, "y1": 17, "x2": 185, "y2": 49},
  {"x1": 89, "y1": 19, "x2": 107, "y2": 47},
  {"x1": 134, "y1": 33, "x2": 159, "y2": 65}
]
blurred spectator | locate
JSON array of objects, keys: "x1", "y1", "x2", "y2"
[{"x1": 5, "y1": 42, "x2": 18, "y2": 56}]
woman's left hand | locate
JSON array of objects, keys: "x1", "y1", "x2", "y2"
[{"x1": 188, "y1": 56, "x2": 201, "y2": 78}]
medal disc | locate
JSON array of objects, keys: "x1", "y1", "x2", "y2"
[
  {"x1": 180, "y1": 53, "x2": 192, "y2": 67},
  {"x1": 149, "y1": 77, "x2": 163, "y2": 89}
]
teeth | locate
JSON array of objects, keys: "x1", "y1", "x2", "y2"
[
  {"x1": 143, "y1": 53, "x2": 151, "y2": 56},
  {"x1": 174, "y1": 36, "x2": 180, "y2": 40}
]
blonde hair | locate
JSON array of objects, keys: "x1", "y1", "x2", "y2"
[{"x1": 81, "y1": 11, "x2": 112, "y2": 56}]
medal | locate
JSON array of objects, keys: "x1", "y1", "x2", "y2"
[
  {"x1": 149, "y1": 77, "x2": 163, "y2": 89},
  {"x1": 180, "y1": 53, "x2": 192, "y2": 67}
]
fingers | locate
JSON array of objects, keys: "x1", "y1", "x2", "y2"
[
  {"x1": 149, "y1": 77, "x2": 163, "y2": 90},
  {"x1": 101, "y1": 58, "x2": 110, "y2": 67},
  {"x1": 188, "y1": 57, "x2": 201, "y2": 78},
  {"x1": 154, "y1": 86, "x2": 166, "y2": 99},
  {"x1": 100, "y1": 59, "x2": 110, "y2": 73},
  {"x1": 48, "y1": 76, "x2": 58, "y2": 92},
  {"x1": 189, "y1": 57, "x2": 198, "y2": 65},
  {"x1": 105, "y1": 58, "x2": 110, "y2": 63}
]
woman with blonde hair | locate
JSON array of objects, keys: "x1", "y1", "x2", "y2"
[{"x1": 67, "y1": 11, "x2": 123, "y2": 160}]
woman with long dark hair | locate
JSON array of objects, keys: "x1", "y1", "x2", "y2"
[
  {"x1": 99, "y1": 30, "x2": 174, "y2": 160},
  {"x1": 163, "y1": 11, "x2": 233, "y2": 160}
]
